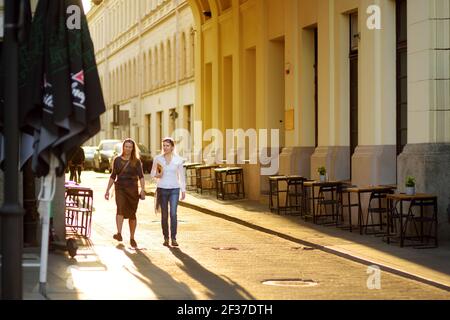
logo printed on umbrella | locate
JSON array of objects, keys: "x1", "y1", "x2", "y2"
[
  {"x1": 43, "y1": 78, "x2": 54, "y2": 113},
  {"x1": 71, "y1": 71, "x2": 86, "y2": 109}
]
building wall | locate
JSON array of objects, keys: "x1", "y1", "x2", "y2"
[{"x1": 86, "y1": 0, "x2": 196, "y2": 157}]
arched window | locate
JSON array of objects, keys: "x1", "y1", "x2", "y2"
[
  {"x1": 127, "y1": 61, "x2": 131, "y2": 99},
  {"x1": 143, "y1": 51, "x2": 147, "y2": 91},
  {"x1": 155, "y1": 46, "x2": 159, "y2": 87},
  {"x1": 181, "y1": 32, "x2": 187, "y2": 79},
  {"x1": 148, "y1": 50, "x2": 152, "y2": 90},
  {"x1": 167, "y1": 40, "x2": 172, "y2": 84},
  {"x1": 190, "y1": 29, "x2": 195, "y2": 76},
  {"x1": 152, "y1": 47, "x2": 157, "y2": 89},
  {"x1": 160, "y1": 43, "x2": 165, "y2": 85},
  {"x1": 133, "y1": 58, "x2": 137, "y2": 96}
]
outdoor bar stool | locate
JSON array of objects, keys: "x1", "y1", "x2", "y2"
[
  {"x1": 337, "y1": 183, "x2": 358, "y2": 231},
  {"x1": 195, "y1": 164, "x2": 219, "y2": 194},
  {"x1": 65, "y1": 187, "x2": 94, "y2": 238},
  {"x1": 268, "y1": 176, "x2": 290, "y2": 214},
  {"x1": 184, "y1": 162, "x2": 202, "y2": 192},
  {"x1": 285, "y1": 176, "x2": 307, "y2": 216},
  {"x1": 408, "y1": 197, "x2": 438, "y2": 248},
  {"x1": 315, "y1": 182, "x2": 342, "y2": 225},
  {"x1": 365, "y1": 188, "x2": 395, "y2": 235},
  {"x1": 214, "y1": 167, "x2": 245, "y2": 200}
]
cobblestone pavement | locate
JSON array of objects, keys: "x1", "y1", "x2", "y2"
[{"x1": 24, "y1": 171, "x2": 450, "y2": 299}]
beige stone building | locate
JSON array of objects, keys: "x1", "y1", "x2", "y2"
[
  {"x1": 88, "y1": 0, "x2": 450, "y2": 242},
  {"x1": 86, "y1": 0, "x2": 196, "y2": 157}
]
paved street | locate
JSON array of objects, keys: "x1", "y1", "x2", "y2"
[{"x1": 24, "y1": 171, "x2": 450, "y2": 300}]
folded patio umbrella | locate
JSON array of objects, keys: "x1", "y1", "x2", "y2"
[
  {"x1": 13, "y1": 0, "x2": 105, "y2": 296},
  {"x1": 18, "y1": 0, "x2": 105, "y2": 177}
]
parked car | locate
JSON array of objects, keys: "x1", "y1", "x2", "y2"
[
  {"x1": 82, "y1": 146, "x2": 96, "y2": 170},
  {"x1": 93, "y1": 139, "x2": 121, "y2": 173},
  {"x1": 109, "y1": 142, "x2": 153, "y2": 174},
  {"x1": 138, "y1": 143, "x2": 153, "y2": 174}
]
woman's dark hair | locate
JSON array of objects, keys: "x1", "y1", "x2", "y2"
[{"x1": 121, "y1": 138, "x2": 140, "y2": 164}]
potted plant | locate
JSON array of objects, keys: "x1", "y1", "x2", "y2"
[
  {"x1": 405, "y1": 176, "x2": 416, "y2": 196},
  {"x1": 318, "y1": 166, "x2": 327, "y2": 182}
]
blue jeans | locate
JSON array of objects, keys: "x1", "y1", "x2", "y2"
[{"x1": 159, "y1": 188, "x2": 180, "y2": 240}]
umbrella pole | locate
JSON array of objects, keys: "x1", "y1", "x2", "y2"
[
  {"x1": 0, "y1": 0, "x2": 25, "y2": 300},
  {"x1": 37, "y1": 155, "x2": 57, "y2": 298},
  {"x1": 38, "y1": 201, "x2": 50, "y2": 297}
]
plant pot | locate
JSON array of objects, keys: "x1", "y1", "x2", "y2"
[
  {"x1": 405, "y1": 186, "x2": 415, "y2": 196},
  {"x1": 320, "y1": 175, "x2": 326, "y2": 182}
]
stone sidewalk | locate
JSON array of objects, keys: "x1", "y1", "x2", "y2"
[
  {"x1": 20, "y1": 174, "x2": 450, "y2": 299},
  {"x1": 144, "y1": 177, "x2": 450, "y2": 291}
]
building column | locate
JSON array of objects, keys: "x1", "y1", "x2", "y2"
[
  {"x1": 398, "y1": 0, "x2": 450, "y2": 242},
  {"x1": 278, "y1": 0, "x2": 316, "y2": 179},
  {"x1": 352, "y1": 0, "x2": 397, "y2": 186},
  {"x1": 310, "y1": 0, "x2": 350, "y2": 181}
]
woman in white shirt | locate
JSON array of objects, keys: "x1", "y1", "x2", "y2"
[{"x1": 151, "y1": 137, "x2": 186, "y2": 247}]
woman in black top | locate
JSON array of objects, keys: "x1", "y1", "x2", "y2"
[{"x1": 105, "y1": 138, "x2": 145, "y2": 248}]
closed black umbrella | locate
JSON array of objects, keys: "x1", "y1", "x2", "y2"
[
  {"x1": 19, "y1": 0, "x2": 105, "y2": 177},
  {"x1": 1, "y1": 0, "x2": 105, "y2": 298}
]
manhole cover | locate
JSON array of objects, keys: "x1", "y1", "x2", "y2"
[
  {"x1": 212, "y1": 247, "x2": 239, "y2": 251},
  {"x1": 262, "y1": 279, "x2": 318, "y2": 287}
]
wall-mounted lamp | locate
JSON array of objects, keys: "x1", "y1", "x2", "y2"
[
  {"x1": 285, "y1": 62, "x2": 291, "y2": 75},
  {"x1": 203, "y1": 11, "x2": 212, "y2": 18},
  {"x1": 170, "y1": 110, "x2": 179, "y2": 120}
]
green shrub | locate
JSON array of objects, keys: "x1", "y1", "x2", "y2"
[
  {"x1": 317, "y1": 166, "x2": 326, "y2": 176},
  {"x1": 406, "y1": 176, "x2": 416, "y2": 187}
]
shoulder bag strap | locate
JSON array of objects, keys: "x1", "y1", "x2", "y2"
[{"x1": 116, "y1": 159, "x2": 130, "y2": 179}]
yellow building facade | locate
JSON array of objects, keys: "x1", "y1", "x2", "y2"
[
  {"x1": 89, "y1": 0, "x2": 450, "y2": 241},
  {"x1": 183, "y1": 0, "x2": 450, "y2": 241}
]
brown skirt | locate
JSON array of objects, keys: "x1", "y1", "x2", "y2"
[{"x1": 115, "y1": 183, "x2": 139, "y2": 220}]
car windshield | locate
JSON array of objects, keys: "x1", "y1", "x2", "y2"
[{"x1": 82, "y1": 146, "x2": 96, "y2": 155}]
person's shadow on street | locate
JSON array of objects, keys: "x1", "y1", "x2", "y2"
[
  {"x1": 119, "y1": 246, "x2": 196, "y2": 299},
  {"x1": 169, "y1": 247, "x2": 254, "y2": 300}
]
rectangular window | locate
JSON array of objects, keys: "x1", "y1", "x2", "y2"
[
  {"x1": 314, "y1": 28, "x2": 318, "y2": 147},
  {"x1": 396, "y1": 0, "x2": 408, "y2": 155},
  {"x1": 169, "y1": 108, "x2": 176, "y2": 136},
  {"x1": 349, "y1": 12, "x2": 359, "y2": 161}
]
